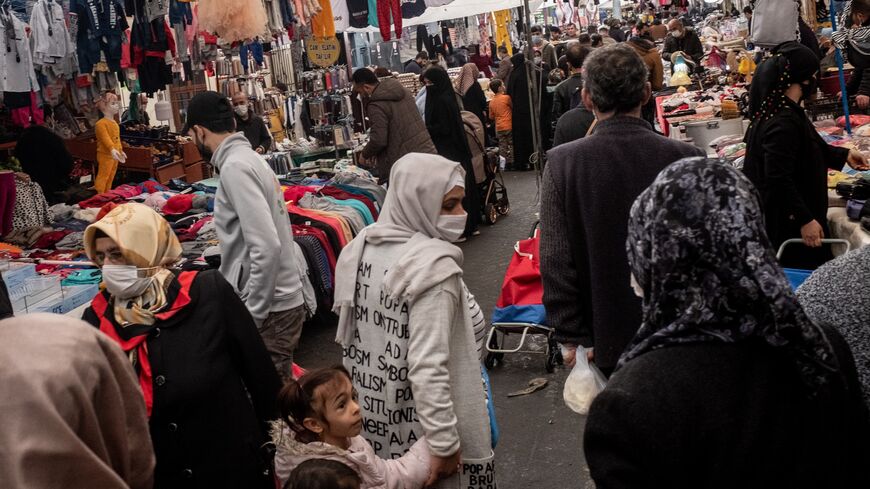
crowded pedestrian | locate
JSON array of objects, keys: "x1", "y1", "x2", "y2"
[
  {"x1": 0, "y1": 314, "x2": 155, "y2": 489},
  {"x1": 457, "y1": 63, "x2": 488, "y2": 127},
  {"x1": 332, "y1": 153, "x2": 494, "y2": 487},
  {"x1": 507, "y1": 52, "x2": 537, "y2": 171},
  {"x1": 743, "y1": 42, "x2": 869, "y2": 269},
  {"x1": 541, "y1": 45, "x2": 704, "y2": 377},
  {"x1": 627, "y1": 33, "x2": 664, "y2": 127},
  {"x1": 422, "y1": 66, "x2": 481, "y2": 238},
  {"x1": 584, "y1": 157, "x2": 870, "y2": 488},
  {"x1": 662, "y1": 19, "x2": 704, "y2": 69},
  {"x1": 185, "y1": 90, "x2": 309, "y2": 379},
  {"x1": 494, "y1": 45, "x2": 513, "y2": 83},
  {"x1": 231, "y1": 91, "x2": 273, "y2": 154},
  {"x1": 552, "y1": 43, "x2": 591, "y2": 123},
  {"x1": 404, "y1": 52, "x2": 427, "y2": 75},
  {"x1": 488, "y1": 79, "x2": 513, "y2": 167},
  {"x1": 351, "y1": 68, "x2": 436, "y2": 183},
  {"x1": 531, "y1": 25, "x2": 558, "y2": 69},
  {"x1": 650, "y1": 18, "x2": 668, "y2": 40},
  {"x1": 82, "y1": 203, "x2": 282, "y2": 488}
]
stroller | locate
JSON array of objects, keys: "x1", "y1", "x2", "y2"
[
  {"x1": 480, "y1": 148, "x2": 510, "y2": 225},
  {"x1": 485, "y1": 222, "x2": 562, "y2": 373},
  {"x1": 777, "y1": 238, "x2": 851, "y2": 289}
]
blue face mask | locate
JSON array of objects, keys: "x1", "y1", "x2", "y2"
[{"x1": 532, "y1": 35, "x2": 542, "y2": 45}]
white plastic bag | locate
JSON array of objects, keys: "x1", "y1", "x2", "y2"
[{"x1": 562, "y1": 347, "x2": 607, "y2": 415}]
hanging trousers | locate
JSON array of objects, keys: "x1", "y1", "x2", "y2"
[{"x1": 377, "y1": 0, "x2": 401, "y2": 41}]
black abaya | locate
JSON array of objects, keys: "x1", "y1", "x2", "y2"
[{"x1": 507, "y1": 53, "x2": 536, "y2": 170}]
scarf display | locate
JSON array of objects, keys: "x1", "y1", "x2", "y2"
[
  {"x1": 747, "y1": 41, "x2": 819, "y2": 121},
  {"x1": 456, "y1": 62, "x2": 480, "y2": 96},
  {"x1": 84, "y1": 203, "x2": 182, "y2": 326},
  {"x1": 619, "y1": 157, "x2": 839, "y2": 395},
  {"x1": 831, "y1": 1, "x2": 870, "y2": 49},
  {"x1": 334, "y1": 153, "x2": 465, "y2": 347}
]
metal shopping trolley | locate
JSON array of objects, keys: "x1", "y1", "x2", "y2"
[
  {"x1": 484, "y1": 222, "x2": 562, "y2": 373},
  {"x1": 777, "y1": 238, "x2": 851, "y2": 289}
]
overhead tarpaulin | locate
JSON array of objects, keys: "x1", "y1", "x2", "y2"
[{"x1": 337, "y1": 0, "x2": 546, "y2": 33}]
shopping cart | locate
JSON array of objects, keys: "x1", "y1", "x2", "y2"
[
  {"x1": 484, "y1": 222, "x2": 562, "y2": 373},
  {"x1": 776, "y1": 238, "x2": 851, "y2": 289}
]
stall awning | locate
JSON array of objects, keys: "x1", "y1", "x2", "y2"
[{"x1": 340, "y1": 0, "x2": 545, "y2": 33}]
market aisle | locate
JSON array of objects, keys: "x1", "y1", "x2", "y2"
[{"x1": 295, "y1": 170, "x2": 590, "y2": 487}]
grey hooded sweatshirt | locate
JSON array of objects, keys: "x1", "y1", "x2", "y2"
[{"x1": 212, "y1": 132, "x2": 303, "y2": 324}]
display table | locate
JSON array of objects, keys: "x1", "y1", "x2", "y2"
[{"x1": 828, "y1": 206, "x2": 870, "y2": 254}]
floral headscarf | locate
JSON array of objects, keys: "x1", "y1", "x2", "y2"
[
  {"x1": 456, "y1": 63, "x2": 480, "y2": 96},
  {"x1": 619, "y1": 157, "x2": 839, "y2": 394}
]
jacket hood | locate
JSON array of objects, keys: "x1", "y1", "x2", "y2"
[
  {"x1": 211, "y1": 132, "x2": 253, "y2": 172},
  {"x1": 629, "y1": 37, "x2": 657, "y2": 53},
  {"x1": 369, "y1": 78, "x2": 408, "y2": 103}
]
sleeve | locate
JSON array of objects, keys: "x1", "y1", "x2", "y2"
[
  {"x1": 216, "y1": 272, "x2": 282, "y2": 424},
  {"x1": 688, "y1": 35, "x2": 704, "y2": 64},
  {"x1": 257, "y1": 117, "x2": 273, "y2": 152},
  {"x1": 406, "y1": 284, "x2": 461, "y2": 457},
  {"x1": 94, "y1": 121, "x2": 116, "y2": 152},
  {"x1": 847, "y1": 67, "x2": 863, "y2": 96},
  {"x1": 583, "y1": 387, "x2": 653, "y2": 489},
  {"x1": 822, "y1": 141, "x2": 850, "y2": 169},
  {"x1": 552, "y1": 116, "x2": 567, "y2": 147},
  {"x1": 760, "y1": 119, "x2": 815, "y2": 226},
  {"x1": 362, "y1": 102, "x2": 389, "y2": 159},
  {"x1": 552, "y1": 85, "x2": 565, "y2": 120},
  {"x1": 540, "y1": 164, "x2": 591, "y2": 346},
  {"x1": 378, "y1": 437, "x2": 431, "y2": 489},
  {"x1": 220, "y1": 164, "x2": 285, "y2": 323},
  {"x1": 661, "y1": 36, "x2": 674, "y2": 61},
  {"x1": 650, "y1": 57, "x2": 664, "y2": 91}
]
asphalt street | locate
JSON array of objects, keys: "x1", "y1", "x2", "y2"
[{"x1": 295, "y1": 170, "x2": 591, "y2": 488}]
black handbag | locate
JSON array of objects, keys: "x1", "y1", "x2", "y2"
[{"x1": 836, "y1": 179, "x2": 870, "y2": 200}]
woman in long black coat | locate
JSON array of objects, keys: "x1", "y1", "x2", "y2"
[
  {"x1": 81, "y1": 203, "x2": 281, "y2": 489},
  {"x1": 743, "y1": 42, "x2": 868, "y2": 269},
  {"x1": 422, "y1": 66, "x2": 481, "y2": 238},
  {"x1": 585, "y1": 157, "x2": 870, "y2": 488},
  {"x1": 507, "y1": 52, "x2": 541, "y2": 171}
]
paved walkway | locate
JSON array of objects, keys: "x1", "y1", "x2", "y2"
[{"x1": 295, "y1": 170, "x2": 591, "y2": 488}]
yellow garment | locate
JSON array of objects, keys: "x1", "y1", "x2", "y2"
[
  {"x1": 94, "y1": 118, "x2": 122, "y2": 193},
  {"x1": 84, "y1": 203, "x2": 183, "y2": 326},
  {"x1": 493, "y1": 10, "x2": 512, "y2": 55},
  {"x1": 310, "y1": 0, "x2": 335, "y2": 38}
]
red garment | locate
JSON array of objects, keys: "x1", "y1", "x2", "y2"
[
  {"x1": 283, "y1": 185, "x2": 318, "y2": 204},
  {"x1": 287, "y1": 204, "x2": 348, "y2": 248},
  {"x1": 163, "y1": 194, "x2": 195, "y2": 215},
  {"x1": 10, "y1": 92, "x2": 44, "y2": 128},
  {"x1": 470, "y1": 54, "x2": 494, "y2": 78},
  {"x1": 377, "y1": 0, "x2": 402, "y2": 41},
  {"x1": 110, "y1": 184, "x2": 144, "y2": 199},
  {"x1": 79, "y1": 192, "x2": 125, "y2": 209},
  {"x1": 139, "y1": 180, "x2": 169, "y2": 194},
  {"x1": 293, "y1": 225, "x2": 336, "y2": 272},
  {"x1": 33, "y1": 230, "x2": 72, "y2": 249},
  {"x1": 319, "y1": 186, "x2": 378, "y2": 219},
  {"x1": 91, "y1": 271, "x2": 197, "y2": 417},
  {"x1": 121, "y1": 30, "x2": 132, "y2": 69},
  {"x1": 96, "y1": 202, "x2": 120, "y2": 221}
]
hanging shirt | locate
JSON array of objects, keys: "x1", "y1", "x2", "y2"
[
  {"x1": 347, "y1": 0, "x2": 368, "y2": 28},
  {"x1": 0, "y1": 11, "x2": 40, "y2": 92},
  {"x1": 331, "y1": 0, "x2": 349, "y2": 32}
]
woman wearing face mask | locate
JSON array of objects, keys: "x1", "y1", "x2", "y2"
[
  {"x1": 584, "y1": 157, "x2": 870, "y2": 488},
  {"x1": 81, "y1": 203, "x2": 282, "y2": 489},
  {"x1": 743, "y1": 41, "x2": 870, "y2": 269},
  {"x1": 231, "y1": 91, "x2": 273, "y2": 154},
  {"x1": 94, "y1": 92, "x2": 127, "y2": 193},
  {"x1": 333, "y1": 153, "x2": 495, "y2": 488}
]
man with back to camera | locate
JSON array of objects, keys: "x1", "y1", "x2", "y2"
[
  {"x1": 183, "y1": 90, "x2": 306, "y2": 380},
  {"x1": 351, "y1": 67, "x2": 436, "y2": 184},
  {"x1": 541, "y1": 45, "x2": 704, "y2": 377},
  {"x1": 231, "y1": 90, "x2": 273, "y2": 154},
  {"x1": 552, "y1": 42, "x2": 592, "y2": 122}
]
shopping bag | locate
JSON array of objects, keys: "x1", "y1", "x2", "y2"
[
  {"x1": 492, "y1": 230, "x2": 547, "y2": 325},
  {"x1": 563, "y1": 347, "x2": 607, "y2": 415},
  {"x1": 750, "y1": 0, "x2": 800, "y2": 48},
  {"x1": 458, "y1": 450, "x2": 497, "y2": 489}
]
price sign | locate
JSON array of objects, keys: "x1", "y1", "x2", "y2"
[{"x1": 307, "y1": 37, "x2": 341, "y2": 67}]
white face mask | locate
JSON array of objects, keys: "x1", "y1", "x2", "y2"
[
  {"x1": 436, "y1": 213, "x2": 467, "y2": 242},
  {"x1": 630, "y1": 273, "x2": 644, "y2": 298},
  {"x1": 102, "y1": 265, "x2": 154, "y2": 299},
  {"x1": 234, "y1": 104, "x2": 249, "y2": 116}
]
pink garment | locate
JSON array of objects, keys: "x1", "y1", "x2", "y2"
[
  {"x1": 109, "y1": 184, "x2": 143, "y2": 199},
  {"x1": 10, "y1": 92, "x2": 44, "y2": 128},
  {"x1": 143, "y1": 193, "x2": 170, "y2": 212},
  {"x1": 273, "y1": 426, "x2": 430, "y2": 489},
  {"x1": 294, "y1": 0, "x2": 307, "y2": 25}
]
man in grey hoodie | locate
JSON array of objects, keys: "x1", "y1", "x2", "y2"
[{"x1": 184, "y1": 91, "x2": 305, "y2": 379}]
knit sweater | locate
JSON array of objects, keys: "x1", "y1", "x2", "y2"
[
  {"x1": 541, "y1": 116, "x2": 704, "y2": 370},
  {"x1": 797, "y1": 246, "x2": 870, "y2": 408}
]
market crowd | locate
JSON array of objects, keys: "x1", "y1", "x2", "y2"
[{"x1": 4, "y1": 6, "x2": 870, "y2": 489}]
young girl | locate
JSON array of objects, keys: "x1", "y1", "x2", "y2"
[{"x1": 272, "y1": 367, "x2": 430, "y2": 489}]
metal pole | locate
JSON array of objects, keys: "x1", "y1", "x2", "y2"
[
  {"x1": 523, "y1": 0, "x2": 543, "y2": 177},
  {"x1": 830, "y1": 0, "x2": 852, "y2": 135}
]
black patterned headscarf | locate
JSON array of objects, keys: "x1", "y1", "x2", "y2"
[{"x1": 619, "y1": 157, "x2": 839, "y2": 394}]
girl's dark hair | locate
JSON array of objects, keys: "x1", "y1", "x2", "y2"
[
  {"x1": 285, "y1": 459, "x2": 361, "y2": 489},
  {"x1": 854, "y1": 0, "x2": 870, "y2": 17},
  {"x1": 278, "y1": 366, "x2": 352, "y2": 444}
]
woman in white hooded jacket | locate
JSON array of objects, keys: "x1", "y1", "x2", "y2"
[{"x1": 332, "y1": 153, "x2": 495, "y2": 488}]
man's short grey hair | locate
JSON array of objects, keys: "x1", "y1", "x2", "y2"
[{"x1": 582, "y1": 44, "x2": 649, "y2": 114}]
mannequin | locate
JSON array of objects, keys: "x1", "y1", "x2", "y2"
[{"x1": 94, "y1": 93, "x2": 126, "y2": 194}]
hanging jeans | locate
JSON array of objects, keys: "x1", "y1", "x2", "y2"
[
  {"x1": 377, "y1": 0, "x2": 401, "y2": 41},
  {"x1": 0, "y1": 172, "x2": 16, "y2": 236}
]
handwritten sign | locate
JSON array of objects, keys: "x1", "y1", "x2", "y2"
[{"x1": 307, "y1": 37, "x2": 341, "y2": 67}]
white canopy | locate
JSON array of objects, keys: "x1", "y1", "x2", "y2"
[{"x1": 339, "y1": 0, "x2": 546, "y2": 33}]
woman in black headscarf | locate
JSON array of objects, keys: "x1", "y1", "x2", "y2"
[
  {"x1": 14, "y1": 125, "x2": 74, "y2": 205},
  {"x1": 507, "y1": 52, "x2": 538, "y2": 171},
  {"x1": 422, "y1": 66, "x2": 480, "y2": 238},
  {"x1": 584, "y1": 157, "x2": 870, "y2": 488},
  {"x1": 743, "y1": 41, "x2": 869, "y2": 269}
]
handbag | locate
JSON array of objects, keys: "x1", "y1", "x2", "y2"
[{"x1": 750, "y1": 0, "x2": 800, "y2": 48}]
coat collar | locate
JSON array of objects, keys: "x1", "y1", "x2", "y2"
[{"x1": 592, "y1": 115, "x2": 653, "y2": 135}]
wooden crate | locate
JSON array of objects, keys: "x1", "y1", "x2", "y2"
[
  {"x1": 65, "y1": 138, "x2": 97, "y2": 162},
  {"x1": 123, "y1": 146, "x2": 154, "y2": 171},
  {"x1": 180, "y1": 141, "x2": 202, "y2": 166},
  {"x1": 184, "y1": 161, "x2": 211, "y2": 183},
  {"x1": 154, "y1": 161, "x2": 186, "y2": 184}
]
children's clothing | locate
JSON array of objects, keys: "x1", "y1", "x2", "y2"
[{"x1": 272, "y1": 423, "x2": 430, "y2": 489}]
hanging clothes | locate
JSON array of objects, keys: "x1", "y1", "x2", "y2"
[
  {"x1": 347, "y1": 0, "x2": 368, "y2": 28},
  {"x1": 198, "y1": 0, "x2": 269, "y2": 42},
  {"x1": 0, "y1": 9, "x2": 40, "y2": 92},
  {"x1": 74, "y1": 0, "x2": 128, "y2": 75},
  {"x1": 30, "y1": 0, "x2": 79, "y2": 78},
  {"x1": 310, "y1": 0, "x2": 335, "y2": 37},
  {"x1": 492, "y1": 10, "x2": 512, "y2": 54}
]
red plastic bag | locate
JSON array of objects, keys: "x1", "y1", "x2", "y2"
[
  {"x1": 495, "y1": 230, "x2": 544, "y2": 308},
  {"x1": 837, "y1": 114, "x2": 870, "y2": 128}
]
